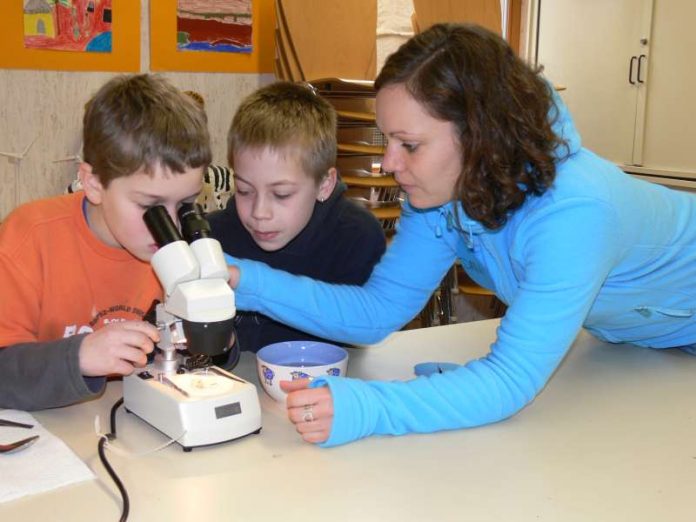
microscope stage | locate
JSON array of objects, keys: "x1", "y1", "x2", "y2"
[{"x1": 123, "y1": 365, "x2": 262, "y2": 451}]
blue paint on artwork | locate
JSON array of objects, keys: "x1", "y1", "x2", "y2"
[
  {"x1": 178, "y1": 42, "x2": 252, "y2": 54},
  {"x1": 86, "y1": 32, "x2": 112, "y2": 53}
]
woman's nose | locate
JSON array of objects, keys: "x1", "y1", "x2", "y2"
[{"x1": 381, "y1": 145, "x2": 402, "y2": 174}]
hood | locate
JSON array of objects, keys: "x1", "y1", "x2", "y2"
[{"x1": 549, "y1": 87, "x2": 582, "y2": 159}]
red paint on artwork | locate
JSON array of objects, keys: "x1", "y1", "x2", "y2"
[{"x1": 178, "y1": 17, "x2": 252, "y2": 47}]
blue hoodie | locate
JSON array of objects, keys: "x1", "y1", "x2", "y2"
[{"x1": 228, "y1": 95, "x2": 696, "y2": 447}]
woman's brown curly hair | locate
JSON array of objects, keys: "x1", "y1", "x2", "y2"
[{"x1": 375, "y1": 23, "x2": 565, "y2": 229}]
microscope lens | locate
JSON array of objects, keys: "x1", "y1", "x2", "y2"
[
  {"x1": 178, "y1": 203, "x2": 211, "y2": 243},
  {"x1": 143, "y1": 206, "x2": 182, "y2": 247}
]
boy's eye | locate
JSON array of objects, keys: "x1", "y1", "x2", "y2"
[
  {"x1": 402, "y1": 142, "x2": 419, "y2": 153},
  {"x1": 235, "y1": 189, "x2": 250, "y2": 196}
]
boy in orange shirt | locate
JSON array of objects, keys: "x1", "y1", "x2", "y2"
[{"x1": 0, "y1": 74, "x2": 210, "y2": 410}]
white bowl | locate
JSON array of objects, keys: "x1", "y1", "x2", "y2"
[{"x1": 256, "y1": 341, "x2": 349, "y2": 402}]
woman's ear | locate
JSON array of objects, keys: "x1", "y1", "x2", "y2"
[
  {"x1": 78, "y1": 162, "x2": 104, "y2": 204},
  {"x1": 317, "y1": 167, "x2": 338, "y2": 202}
]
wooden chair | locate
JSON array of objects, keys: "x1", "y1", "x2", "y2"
[
  {"x1": 419, "y1": 263, "x2": 506, "y2": 328},
  {"x1": 310, "y1": 78, "x2": 383, "y2": 189},
  {"x1": 275, "y1": 0, "x2": 377, "y2": 82},
  {"x1": 341, "y1": 170, "x2": 402, "y2": 240},
  {"x1": 454, "y1": 263, "x2": 506, "y2": 317},
  {"x1": 411, "y1": 0, "x2": 503, "y2": 35}
]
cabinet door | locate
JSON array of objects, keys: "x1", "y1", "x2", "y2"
[
  {"x1": 639, "y1": 0, "x2": 696, "y2": 178},
  {"x1": 535, "y1": 0, "x2": 652, "y2": 165}
]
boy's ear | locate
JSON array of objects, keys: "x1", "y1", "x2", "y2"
[
  {"x1": 79, "y1": 162, "x2": 105, "y2": 204},
  {"x1": 317, "y1": 167, "x2": 338, "y2": 202}
]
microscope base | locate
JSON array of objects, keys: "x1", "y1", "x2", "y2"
[{"x1": 123, "y1": 365, "x2": 262, "y2": 450}]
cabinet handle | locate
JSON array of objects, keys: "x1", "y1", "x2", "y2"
[
  {"x1": 637, "y1": 54, "x2": 647, "y2": 83},
  {"x1": 629, "y1": 56, "x2": 637, "y2": 84}
]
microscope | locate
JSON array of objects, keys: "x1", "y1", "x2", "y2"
[{"x1": 123, "y1": 204, "x2": 261, "y2": 451}]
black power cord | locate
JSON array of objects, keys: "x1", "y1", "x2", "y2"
[{"x1": 97, "y1": 397, "x2": 130, "y2": 522}]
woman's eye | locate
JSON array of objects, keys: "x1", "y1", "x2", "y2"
[
  {"x1": 402, "y1": 143, "x2": 418, "y2": 153},
  {"x1": 274, "y1": 193, "x2": 292, "y2": 200},
  {"x1": 235, "y1": 189, "x2": 249, "y2": 196}
]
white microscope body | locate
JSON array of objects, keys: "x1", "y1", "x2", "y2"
[{"x1": 123, "y1": 205, "x2": 261, "y2": 451}]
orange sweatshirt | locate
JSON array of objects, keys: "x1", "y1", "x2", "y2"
[{"x1": 0, "y1": 193, "x2": 162, "y2": 347}]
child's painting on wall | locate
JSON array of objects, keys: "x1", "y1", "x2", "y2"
[
  {"x1": 23, "y1": 0, "x2": 113, "y2": 53},
  {"x1": 177, "y1": 0, "x2": 252, "y2": 54}
]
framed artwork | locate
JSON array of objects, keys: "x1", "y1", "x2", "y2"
[
  {"x1": 0, "y1": 1, "x2": 140, "y2": 72},
  {"x1": 150, "y1": 0, "x2": 274, "y2": 73}
]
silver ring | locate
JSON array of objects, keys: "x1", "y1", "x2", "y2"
[{"x1": 302, "y1": 404, "x2": 314, "y2": 423}]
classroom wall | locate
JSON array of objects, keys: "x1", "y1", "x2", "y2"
[{"x1": 0, "y1": 1, "x2": 273, "y2": 221}]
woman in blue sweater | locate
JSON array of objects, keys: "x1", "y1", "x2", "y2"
[{"x1": 226, "y1": 24, "x2": 696, "y2": 447}]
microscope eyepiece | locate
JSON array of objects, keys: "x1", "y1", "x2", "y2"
[
  {"x1": 178, "y1": 202, "x2": 211, "y2": 243},
  {"x1": 144, "y1": 206, "x2": 182, "y2": 247}
]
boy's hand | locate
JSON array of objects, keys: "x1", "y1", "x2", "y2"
[
  {"x1": 282, "y1": 379, "x2": 334, "y2": 444},
  {"x1": 79, "y1": 321, "x2": 159, "y2": 377}
]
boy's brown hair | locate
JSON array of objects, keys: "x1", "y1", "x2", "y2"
[
  {"x1": 227, "y1": 81, "x2": 337, "y2": 183},
  {"x1": 82, "y1": 74, "x2": 211, "y2": 187}
]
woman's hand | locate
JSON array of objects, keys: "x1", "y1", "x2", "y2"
[
  {"x1": 281, "y1": 379, "x2": 334, "y2": 444},
  {"x1": 227, "y1": 264, "x2": 241, "y2": 289}
]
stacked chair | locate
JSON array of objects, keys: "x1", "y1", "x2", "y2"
[
  {"x1": 310, "y1": 78, "x2": 402, "y2": 240},
  {"x1": 411, "y1": 0, "x2": 503, "y2": 35},
  {"x1": 273, "y1": 0, "x2": 377, "y2": 82}
]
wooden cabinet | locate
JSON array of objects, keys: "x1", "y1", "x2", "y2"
[{"x1": 534, "y1": 0, "x2": 696, "y2": 182}]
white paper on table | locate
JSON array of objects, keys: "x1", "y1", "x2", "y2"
[{"x1": 0, "y1": 410, "x2": 95, "y2": 503}]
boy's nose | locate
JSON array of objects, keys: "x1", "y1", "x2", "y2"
[
  {"x1": 164, "y1": 206, "x2": 181, "y2": 230},
  {"x1": 251, "y1": 196, "x2": 272, "y2": 219}
]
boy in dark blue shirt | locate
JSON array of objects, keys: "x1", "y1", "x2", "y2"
[{"x1": 208, "y1": 82, "x2": 386, "y2": 358}]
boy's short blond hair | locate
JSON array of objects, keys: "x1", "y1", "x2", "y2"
[
  {"x1": 227, "y1": 82, "x2": 337, "y2": 183},
  {"x1": 83, "y1": 74, "x2": 211, "y2": 187}
]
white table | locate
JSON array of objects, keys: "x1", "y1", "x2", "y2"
[{"x1": 2, "y1": 319, "x2": 695, "y2": 521}]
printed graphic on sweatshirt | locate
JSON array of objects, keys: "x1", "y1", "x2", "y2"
[{"x1": 62, "y1": 304, "x2": 148, "y2": 338}]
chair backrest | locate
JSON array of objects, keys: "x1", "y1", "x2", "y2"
[
  {"x1": 341, "y1": 171, "x2": 402, "y2": 239},
  {"x1": 308, "y1": 79, "x2": 398, "y2": 235},
  {"x1": 276, "y1": 0, "x2": 377, "y2": 81},
  {"x1": 412, "y1": 0, "x2": 502, "y2": 36}
]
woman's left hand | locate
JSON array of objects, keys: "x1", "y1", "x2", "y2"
[{"x1": 281, "y1": 379, "x2": 334, "y2": 444}]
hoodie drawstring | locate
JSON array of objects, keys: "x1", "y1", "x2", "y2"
[{"x1": 437, "y1": 209, "x2": 476, "y2": 250}]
